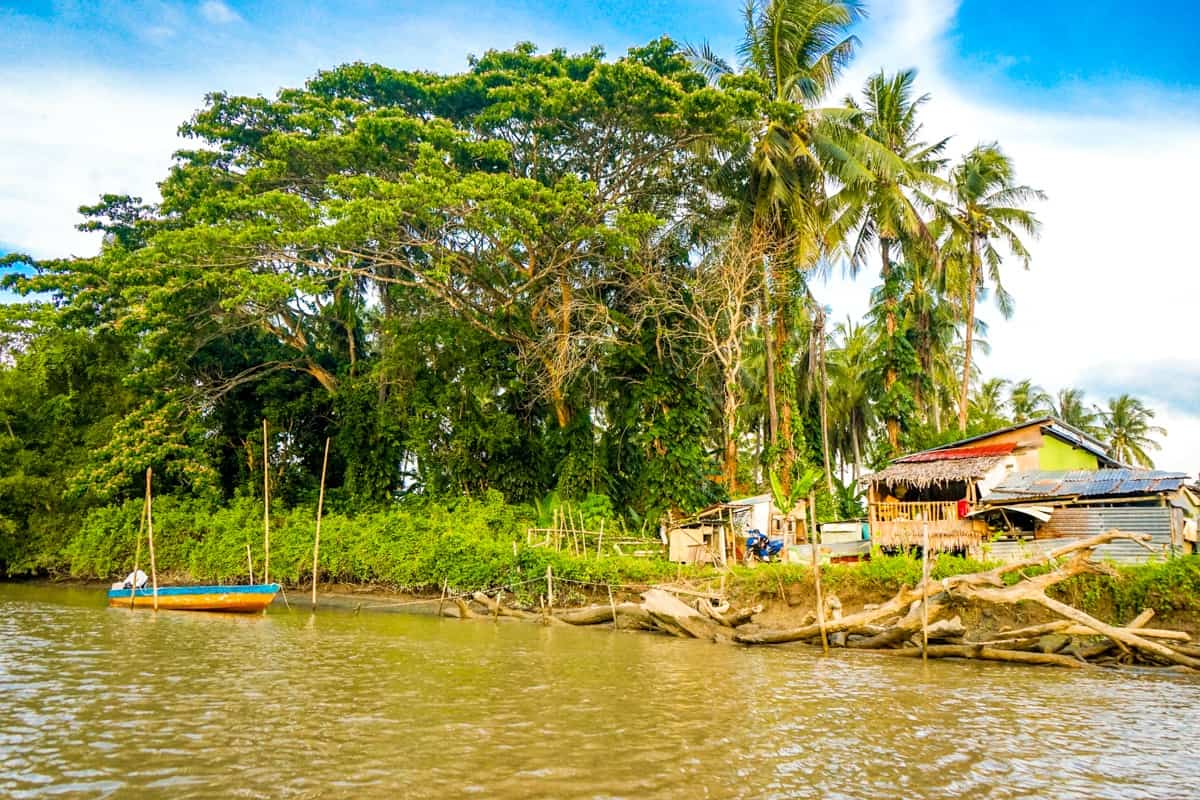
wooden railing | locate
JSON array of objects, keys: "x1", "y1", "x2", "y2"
[
  {"x1": 868, "y1": 500, "x2": 984, "y2": 553},
  {"x1": 869, "y1": 501, "x2": 960, "y2": 524}
]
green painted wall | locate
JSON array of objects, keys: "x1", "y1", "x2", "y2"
[{"x1": 1038, "y1": 436, "x2": 1099, "y2": 470}]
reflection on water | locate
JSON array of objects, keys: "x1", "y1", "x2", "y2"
[{"x1": 1, "y1": 583, "x2": 1196, "y2": 799}]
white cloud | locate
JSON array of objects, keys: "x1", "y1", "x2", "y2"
[
  {"x1": 817, "y1": 0, "x2": 1200, "y2": 475},
  {"x1": 0, "y1": 73, "x2": 192, "y2": 259},
  {"x1": 200, "y1": 1, "x2": 242, "y2": 25}
]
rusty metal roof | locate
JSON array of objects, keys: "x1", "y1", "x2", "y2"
[
  {"x1": 897, "y1": 443, "x2": 1015, "y2": 463},
  {"x1": 900, "y1": 417, "x2": 1119, "y2": 466},
  {"x1": 982, "y1": 469, "x2": 1189, "y2": 503}
]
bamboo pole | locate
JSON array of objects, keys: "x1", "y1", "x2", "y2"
[
  {"x1": 596, "y1": 519, "x2": 604, "y2": 559},
  {"x1": 608, "y1": 584, "x2": 619, "y2": 630},
  {"x1": 809, "y1": 494, "x2": 827, "y2": 653},
  {"x1": 146, "y1": 468, "x2": 159, "y2": 611},
  {"x1": 245, "y1": 540, "x2": 255, "y2": 585},
  {"x1": 311, "y1": 437, "x2": 331, "y2": 609},
  {"x1": 130, "y1": 490, "x2": 147, "y2": 609},
  {"x1": 921, "y1": 523, "x2": 931, "y2": 661},
  {"x1": 546, "y1": 565, "x2": 554, "y2": 609},
  {"x1": 262, "y1": 419, "x2": 270, "y2": 585}
]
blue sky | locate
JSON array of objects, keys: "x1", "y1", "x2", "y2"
[
  {"x1": 6, "y1": 1, "x2": 1199, "y2": 100},
  {"x1": 2, "y1": 0, "x2": 1199, "y2": 470},
  {"x1": 952, "y1": 1, "x2": 1200, "y2": 93}
]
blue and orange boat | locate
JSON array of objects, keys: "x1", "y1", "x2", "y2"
[{"x1": 107, "y1": 583, "x2": 280, "y2": 613}]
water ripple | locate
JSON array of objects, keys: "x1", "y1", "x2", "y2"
[{"x1": 1, "y1": 583, "x2": 1197, "y2": 799}]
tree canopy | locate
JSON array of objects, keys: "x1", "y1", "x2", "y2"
[{"x1": 0, "y1": 14, "x2": 1170, "y2": 575}]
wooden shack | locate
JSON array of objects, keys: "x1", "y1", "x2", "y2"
[
  {"x1": 665, "y1": 502, "x2": 754, "y2": 565},
  {"x1": 861, "y1": 418, "x2": 1117, "y2": 554},
  {"x1": 976, "y1": 468, "x2": 1198, "y2": 563}
]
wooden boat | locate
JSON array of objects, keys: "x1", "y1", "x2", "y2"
[{"x1": 107, "y1": 583, "x2": 280, "y2": 613}]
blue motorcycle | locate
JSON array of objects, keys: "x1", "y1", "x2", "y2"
[{"x1": 744, "y1": 529, "x2": 783, "y2": 563}]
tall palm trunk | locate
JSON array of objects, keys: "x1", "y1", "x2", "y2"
[
  {"x1": 761, "y1": 261, "x2": 778, "y2": 448},
  {"x1": 880, "y1": 238, "x2": 900, "y2": 449},
  {"x1": 776, "y1": 312, "x2": 796, "y2": 490},
  {"x1": 851, "y1": 422, "x2": 862, "y2": 482},
  {"x1": 958, "y1": 234, "x2": 980, "y2": 431},
  {"x1": 817, "y1": 311, "x2": 834, "y2": 495}
]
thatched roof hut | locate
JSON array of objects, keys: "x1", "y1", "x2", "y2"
[{"x1": 862, "y1": 454, "x2": 1009, "y2": 492}]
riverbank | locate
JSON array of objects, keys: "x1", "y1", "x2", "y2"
[{"x1": 20, "y1": 543, "x2": 1200, "y2": 640}]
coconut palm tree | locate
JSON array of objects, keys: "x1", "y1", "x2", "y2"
[
  {"x1": 1008, "y1": 379, "x2": 1052, "y2": 422},
  {"x1": 834, "y1": 69, "x2": 947, "y2": 448},
  {"x1": 827, "y1": 316, "x2": 875, "y2": 481},
  {"x1": 969, "y1": 377, "x2": 1010, "y2": 430},
  {"x1": 1100, "y1": 394, "x2": 1166, "y2": 467},
  {"x1": 939, "y1": 144, "x2": 1044, "y2": 431},
  {"x1": 686, "y1": 0, "x2": 872, "y2": 485},
  {"x1": 1051, "y1": 387, "x2": 1101, "y2": 436}
]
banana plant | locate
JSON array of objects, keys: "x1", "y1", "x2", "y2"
[{"x1": 769, "y1": 465, "x2": 824, "y2": 540}]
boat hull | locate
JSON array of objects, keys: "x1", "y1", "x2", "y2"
[{"x1": 107, "y1": 584, "x2": 280, "y2": 613}]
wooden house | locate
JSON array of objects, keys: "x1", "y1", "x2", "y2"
[{"x1": 861, "y1": 418, "x2": 1117, "y2": 554}]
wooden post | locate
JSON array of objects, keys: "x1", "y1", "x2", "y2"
[
  {"x1": 130, "y1": 491, "x2": 147, "y2": 609},
  {"x1": 245, "y1": 540, "x2": 254, "y2": 585},
  {"x1": 146, "y1": 468, "x2": 159, "y2": 611},
  {"x1": 921, "y1": 523, "x2": 931, "y2": 661},
  {"x1": 437, "y1": 578, "x2": 448, "y2": 617},
  {"x1": 311, "y1": 437, "x2": 331, "y2": 609},
  {"x1": 596, "y1": 519, "x2": 604, "y2": 559},
  {"x1": 262, "y1": 419, "x2": 270, "y2": 585},
  {"x1": 546, "y1": 565, "x2": 554, "y2": 609},
  {"x1": 809, "y1": 494, "x2": 827, "y2": 653},
  {"x1": 608, "y1": 584, "x2": 619, "y2": 630}
]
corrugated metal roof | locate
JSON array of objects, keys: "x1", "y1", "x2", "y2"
[
  {"x1": 897, "y1": 443, "x2": 1015, "y2": 463},
  {"x1": 983, "y1": 469, "x2": 1188, "y2": 503}
]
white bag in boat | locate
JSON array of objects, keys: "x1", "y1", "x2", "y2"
[{"x1": 122, "y1": 570, "x2": 149, "y2": 589}]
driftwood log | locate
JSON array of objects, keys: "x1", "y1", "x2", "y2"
[
  {"x1": 738, "y1": 530, "x2": 1197, "y2": 673},
  {"x1": 459, "y1": 530, "x2": 1193, "y2": 674}
]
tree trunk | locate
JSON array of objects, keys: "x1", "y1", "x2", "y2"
[
  {"x1": 958, "y1": 236, "x2": 980, "y2": 431},
  {"x1": 722, "y1": 364, "x2": 740, "y2": 490},
  {"x1": 851, "y1": 423, "x2": 862, "y2": 483},
  {"x1": 817, "y1": 310, "x2": 834, "y2": 495},
  {"x1": 761, "y1": 263, "x2": 778, "y2": 449},
  {"x1": 305, "y1": 360, "x2": 338, "y2": 394},
  {"x1": 881, "y1": 238, "x2": 900, "y2": 449},
  {"x1": 550, "y1": 384, "x2": 571, "y2": 429},
  {"x1": 881, "y1": 238, "x2": 895, "y2": 337}
]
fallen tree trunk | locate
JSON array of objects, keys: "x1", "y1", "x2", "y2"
[
  {"x1": 846, "y1": 596, "x2": 949, "y2": 649},
  {"x1": 739, "y1": 529, "x2": 1196, "y2": 672},
  {"x1": 696, "y1": 599, "x2": 762, "y2": 628},
  {"x1": 862, "y1": 644, "x2": 1090, "y2": 669},
  {"x1": 453, "y1": 597, "x2": 475, "y2": 619},
  {"x1": 473, "y1": 592, "x2": 538, "y2": 620},
  {"x1": 1074, "y1": 608, "x2": 1155, "y2": 660},
  {"x1": 642, "y1": 589, "x2": 730, "y2": 642}
]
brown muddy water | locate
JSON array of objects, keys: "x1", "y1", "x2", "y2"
[{"x1": 1, "y1": 583, "x2": 1197, "y2": 799}]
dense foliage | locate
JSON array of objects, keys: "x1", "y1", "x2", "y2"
[{"x1": 0, "y1": 1, "x2": 1168, "y2": 579}]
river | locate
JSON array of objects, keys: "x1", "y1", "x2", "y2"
[{"x1": 1, "y1": 583, "x2": 1196, "y2": 799}]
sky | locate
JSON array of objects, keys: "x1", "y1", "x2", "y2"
[{"x1": 2, "y1": 0, "x2": 1199, "y2": 472}]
